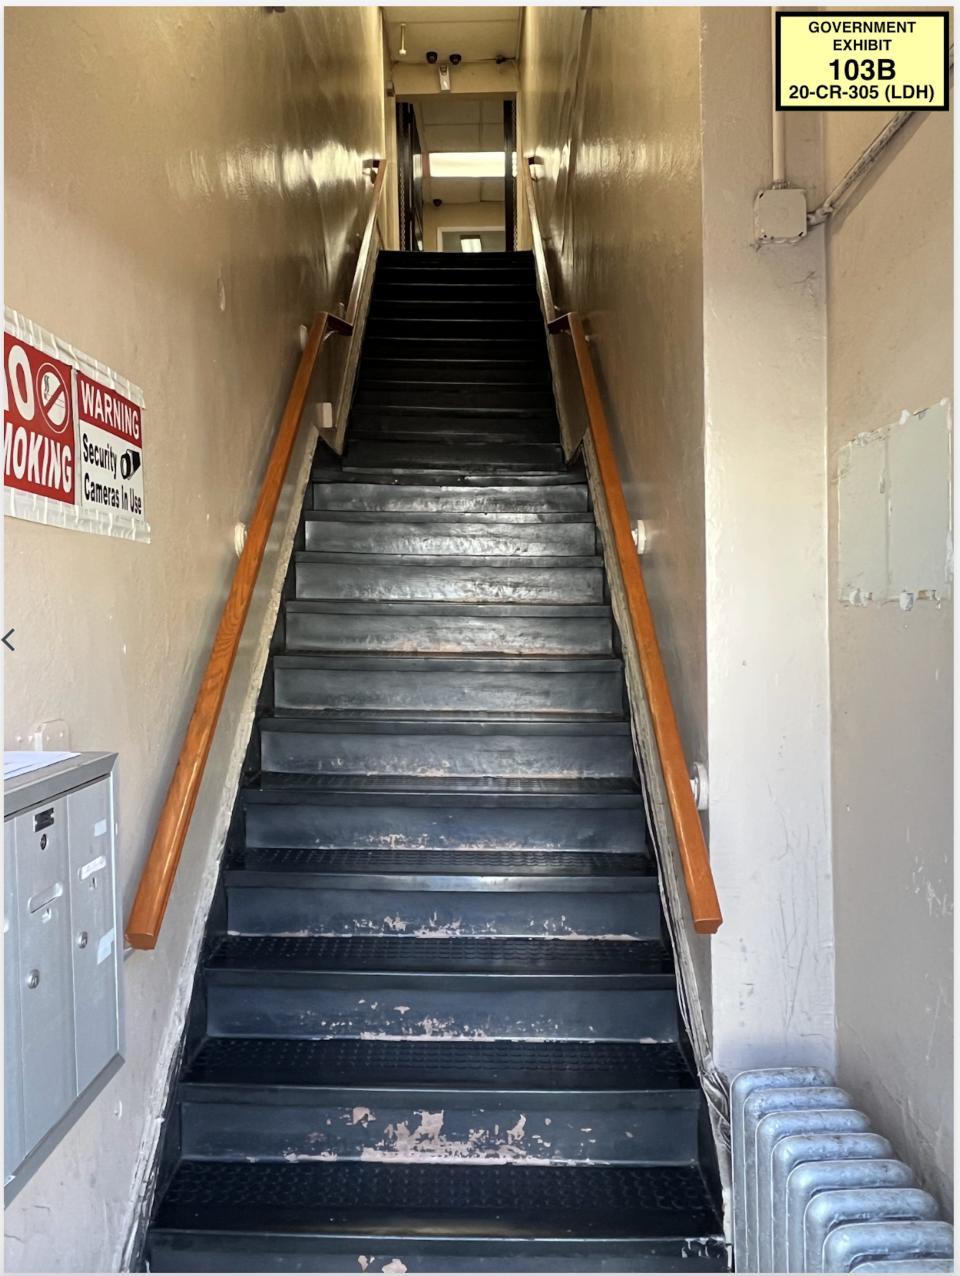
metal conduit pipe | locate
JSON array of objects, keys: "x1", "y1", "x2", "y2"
[{"x1": 807, "y1": 44, "x2": 954, "y2": 227}]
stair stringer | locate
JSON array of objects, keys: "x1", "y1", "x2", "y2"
[{"x1": 582, "y1": 429, "x2": 733, "y2": 1234}]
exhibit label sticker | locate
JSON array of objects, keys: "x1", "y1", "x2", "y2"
[{"x1": 777, "y1": 11, "x2": 949, "y2": 110}]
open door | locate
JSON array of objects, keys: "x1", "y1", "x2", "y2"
[
  {"x1": 397, "y1": 102, "x2": 424, "y2": 251},
  {"x1": 504, "y1": 98, "x2": 516, "y2": 250}
]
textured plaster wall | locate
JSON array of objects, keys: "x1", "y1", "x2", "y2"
[
  {"x1": 824, "y1": 104, "x2": 954, "y2": 1210},
  {"x1": 3, "y1": 7, "x2": 385, "y2": 1269},
  {"x1": 700, "y1": 8, "x2": 834, "y2": 1075}
]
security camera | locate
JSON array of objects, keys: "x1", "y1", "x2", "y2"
[
  {"x1": 432, "y1": 198, "x2": 443, "y2": 207},
  {"x1": 425, "y1": 50, "x2": 438, "y2": 64},
  {"x1": 449, "y1": 52, "x2": 462, "y2": 65}
]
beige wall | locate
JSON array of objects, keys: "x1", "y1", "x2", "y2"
[
  {"x1": 824, "y1": 105, "x2": 954, "y2": 1210},
  {"x1": 520, "y1": 4, "x2": 709, "y2": 781},
  {"x1": 3, "y1": 6, "x2": 385, "y2": 1269}
]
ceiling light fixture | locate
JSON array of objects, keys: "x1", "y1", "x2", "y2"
[
  {"x1": 460, "y1": 237, "x2": 483, "y2": 253},
  {"x1": 398, "y1": 23, "x2": 406, "y2": 56},
  {"x1": 428, "y1": 152, "x2": 518, "y2": 179}
]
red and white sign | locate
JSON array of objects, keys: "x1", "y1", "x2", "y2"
[{"x1": 3, "y1": 309, "x2": 149, "y2": 541}]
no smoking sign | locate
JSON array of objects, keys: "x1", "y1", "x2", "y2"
[{"x1": 36, "y1": 362, "x2": 71, "y2": 434}]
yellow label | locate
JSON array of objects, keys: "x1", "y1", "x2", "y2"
[{"x1": 777, "y1": 10, "x2": 949, "y2": 109}]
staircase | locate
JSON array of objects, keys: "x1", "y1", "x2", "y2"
[{"x1": 144, "y1": 251, "x2": 726, "y2": 1273}]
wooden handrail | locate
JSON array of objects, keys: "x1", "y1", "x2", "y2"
[
  {"x1": 126, "y1": 163, "x2": 387, "y2": 950},
  {"x1": 522, "y1": 159, "x2": 722, "y2": 935}
]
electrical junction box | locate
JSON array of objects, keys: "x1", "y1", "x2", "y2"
[
  {"x1": 4, "y1": 752, "x2": 123, "y2": 1202},
  {"x1": 754, "y1": 187, "x2": 808, "y2": 242}
]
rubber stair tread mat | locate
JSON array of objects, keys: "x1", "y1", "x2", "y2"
[
  {"x1": 303, "y1": 511, "x2": 593, "y2": 525},
  {"x1": 310, "y1": 468, "x2": 586, "y2": 485},
  {"x1": 294, "y1": 551, "x2": 602, "y2": 567},
  {"x1": 235, "y1": 848, "x2": 653, "y2": 875},
  {"x1": 182, "y1": 1037, "x2": 696, "y2": 1091},
  {"x1": 154, "y1": 1161, "x2": 722, "y2": 1239},
  {"x1": 246, "y1": 774, "x2": 644, "y2": 797},
  {"x1": 205, "y1": 935, "x2": 672, "y2": 975},
  {"x1": 260, "y1": 714, "x2": 631, "y2": 733},
  {"x1": 283, "y1": 601, "x2": 610, "y2": 617},
  {"x1": 272, "y1": 653, "x2": 621, "y2": 669}
]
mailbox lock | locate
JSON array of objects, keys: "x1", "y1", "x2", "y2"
[
  {"x1": 77, "y1": 931, "x2": 89, "y2": 950},
  {"x1": 40, "y1": 834, "x2": 48, "y2": 851},
  {"x1": 25, "y1": 969, "x2": 40, "y2": 990}
]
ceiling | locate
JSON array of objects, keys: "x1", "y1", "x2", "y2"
[
  {"x1": 418, "y1": 96, "x2": 506, "y2": 205},
  {"x1": 384, "y1": 7, "x2": 521, "y2": 65}
]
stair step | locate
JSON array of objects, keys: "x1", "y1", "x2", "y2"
[
  {"x1": 373, "y1": 282, "x2": 537, "y2": 304},
  {"x1": 342, "y1": 439, "x2": 564, "y2": 473},
  {"x1": 315, "y1": 467, "x2": 584, "y2": 489},
  {"x1": 362, "y1": 335, "x2": 548, "y2": 362},
  {"x1": 149, "y1": 1161, "x2": 724, "y2": 1273},
  {"x1": 302, "y1": 513, "x2": 596, "y2": 557},
  {"x1": 178, "y1": 1037, "x2": 697, "y2": 1166},
  {"x1": 224, "y1": 847, "x2": 656, "y2": 938},
  {"x1": 371, "y1": 301, "x2": 542, "y2": 322},
  {"x1": 203, "y1": 935, "x2": 678, "y2": 1042},
  {"x1": 183, "y1": 1035, "x2": 694, "y2": 1089},
  {"x1": 347, "y1": 421, "x2": 558, "y2": 449},
  {"x1": 365, "y1": 318, "x2": 544, "y2": 344},
  {"x1": 379, "y1": 250, "x2": 534, "y2": 269},
  {"x1": 242, "y1": 782, "x2": 647, "y2": 855},
  {"x1": 295, "y1": 552, "x2": 605, "y2": 605},
  {"x1": 352, "y1": 382, "x2": 556, "y2": 411},
  {"x1": 310, "y1": 481, "x2": 588, "y2": 512},
  {"x1": 284, "y1": 600, "x2": 612, "y2": 657},
  {"x1": 359, "y1": 359, "x2": 551, "y2": 385},
  {"x1": 311, "y1": 467, "x2": 586, "y2": 486},
  {"x1": 258, "y1": 715, "x2": 634, "y2": 782},
  {"x1": 272, "y1": 653, "x2": 621, "y2": 715}
]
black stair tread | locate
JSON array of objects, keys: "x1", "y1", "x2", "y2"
[
  {"x1": 181, "y1": 1037, "x2": 695, "y2": 1092},
  {"x1": 295, "y1": 551, "x2": 601, "y2": 568},
  {"x1": 245, "y1": 774, "x2": 644, "y2": 800},
  {"x1": 227, "y1": 855, "x2": 654, "y2": 888},
  {"x1": 311, "y1": 467, "x2": 585, "y2": 486},
  {"x1": 272, "y1": 653, "x2": 621, "y2": 671},
  {"x1": 341, "y1": 449, "x2": 565, "y2": 477},
  {"x1": 302, "y1": 510, "x2": 594, "y2": 526},
  {"x1": 349, "y1": 403, "x2": 557, "y2": 422},
  {"x1": 379, "y1": 250, "x2": 533, "y2": 263},
  {"x1": 284, "y1": 600, "x2": 609, "y2": 617},
  {"x1": 260, "y1": 714, "x2": 631, "y2": 736},
  {"x1": 153, "y1": 1160, "x2": 722, "y2": 1241},
  {"x1": 236, "y1": 848, "x2": 653, "y2": 875},
  {"x1": 205, "y1": 935, "x2": 671, "y2": 977},
  {"x1": 359, "y1": 362, "x2": 552, "y2": 383}
]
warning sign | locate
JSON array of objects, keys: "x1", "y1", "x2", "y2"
[
  {"x1": 77, "y1": 370, "x2": 146, "y2": 526},
  {"x1": 3, "y1": 309, "x2": 149, "y2": 541}
]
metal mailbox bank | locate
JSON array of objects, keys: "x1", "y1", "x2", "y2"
[{"x1": 4, "y1": 752, "x2": 123, "y2": 1200}]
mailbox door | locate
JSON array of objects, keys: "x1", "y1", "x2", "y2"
[
  {"x1": 4, "y1": 824, "x2": 25, "y2": 1181},
  {"x1": 67, "y1": 779, "x2": 119, "y2": 1090},
  {"x1": 15, "y1": 799, "x2": 76, "y2": 1151}
]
